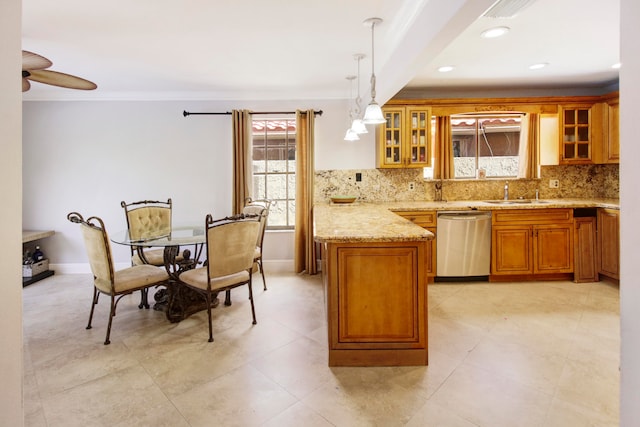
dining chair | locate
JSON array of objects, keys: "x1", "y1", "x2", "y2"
[
  {"x1": 120, "y1": 198, "x2": 175, "y2": 267},
  {"x1": 178, "y1": 214, "x2": 261, "y2": 342},
  {"x1": 221, "y1": 199, "x2": 271, "y2": 306},
  {"x1": 67, "y1": 212, "x2": 170, "y2": 345},
  {"x1": 121, "y1": 198, "x2": 184, "y2": 307},
  {"x1": 242, "y1": 198, "x2": 272, "y2": 291}
]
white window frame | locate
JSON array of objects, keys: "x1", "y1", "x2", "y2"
[{"x1": 251, "y1": 118, "x2": 296, "y2": 230}]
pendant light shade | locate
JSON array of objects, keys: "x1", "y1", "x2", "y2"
[
  {"x1": 363, "y1": 17, "x2": 385, "y2": 125},
  {"x1": 363, "y1": 102, "x2": 385, "y2": 124},
  {"x1": 350, "y1": 118, "x2": 368, "y2": 134},
  {"x1": 344, "y1": 128, "x2": 360, "y2": 141}
]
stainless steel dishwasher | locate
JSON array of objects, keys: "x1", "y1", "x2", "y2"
[{"x1": 437, "y1": 211, "x2": 491, "y2": 279}]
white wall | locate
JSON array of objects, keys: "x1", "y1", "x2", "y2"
[
  {"x1": 22, "y1": 98, "x2": 376, "y2": 269},
  {"x1": 2, "y1": 0, "x2": 23, "y2": 425},
  {"x1": 620, "y1": 0, "x2": 640, "y2": 424}
]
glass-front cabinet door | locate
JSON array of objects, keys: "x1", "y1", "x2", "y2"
[
  {"x1": 560, "y1": 104, "x2": 592, "y2": 164},
  {"x1": 407, "y1": 107, "x2": 429, "y2": 165},
  {"x1": 381, "y1": 108, "x2": 403, "y2": 167},
  {"x1": 377, "y1": 106, "x2": 431, "y2": 168}
]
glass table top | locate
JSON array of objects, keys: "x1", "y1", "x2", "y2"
[{"x1": 110, "y1": 225, "x2": 206, "y2": 247}]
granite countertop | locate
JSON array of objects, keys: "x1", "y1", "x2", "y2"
[
  {"x1": 314, "y1": 198, "x2": 619, "y2": 243},
  {"x1": 380, "y1": 198, "x2": 620, "y2": 211},
  {"x1": 314, "y1": 203, "x2": 434, "y2": 243}
]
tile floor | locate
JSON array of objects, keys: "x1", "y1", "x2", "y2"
[{"x1": 23, "y1": 272, "x2": 620, "y2": 426}]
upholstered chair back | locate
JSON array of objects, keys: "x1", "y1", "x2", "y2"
[
  {"x1": 79, "y1": 217, "x2": 114, "y2": 293},
  {"x1": 206, "y1": 220, "x2": 260, "y2": 279},
  {"x1": 241, "y1": 205, "x2": 267, "y2": 246},
  {"x1": 126, "y1": 206, "x2": 171, "y2": 241}
]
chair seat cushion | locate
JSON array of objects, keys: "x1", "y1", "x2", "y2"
[
  {"x1": 95, "y1": 264, "x2": 169, "y2": 294},
  {"x1": 132, "y1": 248, "x2": 183, "y2": 266},
  {"x1": 180, "y1": 267, "x2": 250, "y2": 292}
]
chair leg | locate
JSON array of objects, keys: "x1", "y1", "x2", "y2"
[
  {"x1": 86, "y1": 287, "x2": 99, "y2": 330},
  {"x1": 138, "y1": 288, "x2": 150, "y2": 309},
  {"x1": 248, "y1": 277, "x2": 257, "y2": 325},
  {"x1": 104, "y1": 295, "x2": 116, "y2": 345},
  {"x1": 224, "y1": 289, "x2": 232, "y2": 306},
  {"x1": 206, "y1": 293, "x2": 214, "y2": 343},
  {"x1": 257, "y1": 259, "x2": 267, "y2": 291}
]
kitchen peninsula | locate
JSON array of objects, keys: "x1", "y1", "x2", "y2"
[
  {"x1": 315, "y1": 203, "x2": 433, "y2": 367},
  {"x1": 314, "y1": 198, "x2": 619, "y2": 367}
]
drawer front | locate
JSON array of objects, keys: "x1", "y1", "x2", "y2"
[
  {"x1": 396, "y1": 211, "x2": 437, "y2": 228},
  {"x1": 492, "y1": 208, "x2": 573, "y2": 225}
]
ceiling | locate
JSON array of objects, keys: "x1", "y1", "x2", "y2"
[{"x1": 21, "y1": 0, "x2": 619, "y2": 102}]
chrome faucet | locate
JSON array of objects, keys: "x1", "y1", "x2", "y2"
[{"x1": 504, "y1": 182, "x2": 509, "y2": 200}]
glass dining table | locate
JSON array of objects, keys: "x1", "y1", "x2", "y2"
[{"x1": 110, "y1": 225, "x2": 214, "y2": 323}]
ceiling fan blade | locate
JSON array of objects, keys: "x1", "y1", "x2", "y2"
[
  {"x1": 22, "y1": 50, "x2": 52, "y2": 71},
  {"x1": 22, "y1": 78, "x2": 31, "y2": 92},
  {"x1": 27, "y1": 69, "x2": 97, "y2": 90}
]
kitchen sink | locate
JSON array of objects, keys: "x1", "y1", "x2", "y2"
[{"x1": 484, "y1": 199, "x2": 549, "y2": 204}]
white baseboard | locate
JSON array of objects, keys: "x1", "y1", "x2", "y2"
[
  {"x1": 50, "y1": 259, "x2": 296, "y2": 275},
  {"x1": 50, "y1": 263, "x2": 94, "y2": 274}
]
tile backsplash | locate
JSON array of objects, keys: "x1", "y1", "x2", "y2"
[{"x1": 315, "y1": 164, "x2": 619, "y2": 203}]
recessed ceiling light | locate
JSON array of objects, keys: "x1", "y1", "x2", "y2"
[
  {"x1": 480, "y1": 26, "x2": 510, "y2": 39},
  {"x1": 438, "y1": 66, "x2": 455, "y2": 73},
  {"x1": 529, "y1": 62, "x2": 548, "y2": 70},
  {"x1": 612, "y1": 62, "x2": 622, "y2": 69}
]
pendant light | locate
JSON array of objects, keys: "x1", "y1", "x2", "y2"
[
  {"x1": 350, "y1": 53, "x2": 368, "y2": 134},
  {"x1": 344, "y1": 75, "x2": 360, "y2": 141},
  {"x1": 362, "y1": 17, "x2": 385, "y2": 125}
]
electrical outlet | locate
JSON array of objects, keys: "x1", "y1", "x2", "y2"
[
  {"x1": 408, "y1": 182, "x2": 415, "y2": 191},
  {"x1": 549, "y1": 179, "x2": 559, "y2": 188}
]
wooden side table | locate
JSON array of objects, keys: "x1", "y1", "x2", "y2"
[{"x1": 22, "y1": 230, "x2": 55, "y2": 286}]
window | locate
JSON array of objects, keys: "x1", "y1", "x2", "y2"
[
  {"x1": 451, "y1": 114, "x2": 522, "y2": 178},
  {"x1": 252, "y1": 119, "x2": 296, "y2": 229}
]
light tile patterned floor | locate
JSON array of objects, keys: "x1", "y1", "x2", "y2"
[{"x1": 23, "y1": 272, "x2": 620, "y2": 426}]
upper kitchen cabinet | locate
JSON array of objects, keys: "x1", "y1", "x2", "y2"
[
  {"x1": 559, "y1": 103, "x2": 598, "y2": 164},
  {"x1": 558, "y1": 93, "x2": 619, "y2": 165},
  {"x1": 377, "y1": 106, "x2": 431, "y2": 169}
]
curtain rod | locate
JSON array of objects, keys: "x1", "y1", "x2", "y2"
[{"x1": 182, "y1": 110, "x2": 323, "y2": 117}]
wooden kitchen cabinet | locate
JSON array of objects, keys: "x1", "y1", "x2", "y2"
[
  {"x1": 574, "y1": 217, "x2": 598, "y2": 283},
  {"x1": 603, "y1": 97, "x2": 619, "y2": 163},
  {"x1": 597, "y1": 208, "x2": 620, "y2": 280},
  {"x1": 559, "y1": 104, "x2": 599, "y2": 164},
  {"x1": 322, "y1": 240, "x2": 429, "y2": 366},
  {"x1": 395, "y1": 210, "x2": 437, "y2": 278},
  {"x1": 377, "y1": 106, "x2": 431, "y2": 168},
  {"x1": 491, "y1": 209, "x2": 574, "y2": 279},
  {"x1": 591, "y1": 94, "x2": 619, "y2": 164}
]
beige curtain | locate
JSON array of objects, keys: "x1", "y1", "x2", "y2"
[
  {"x1": 517, "y1": 113, "x2": 539, "y2": 179},
  {"x1": 294, "y1": 110, "x2": 317, "y2": 275},
  {"x1": 232, "y1": 109, "x2": 253, "y2": 214},
  {"x1": 434, "y1": 116, "x2": 454, "y2": 179}
]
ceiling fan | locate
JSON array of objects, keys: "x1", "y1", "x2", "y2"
[{"x1": 22, "y1": 50, "x2": 97, "y2": 92}]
